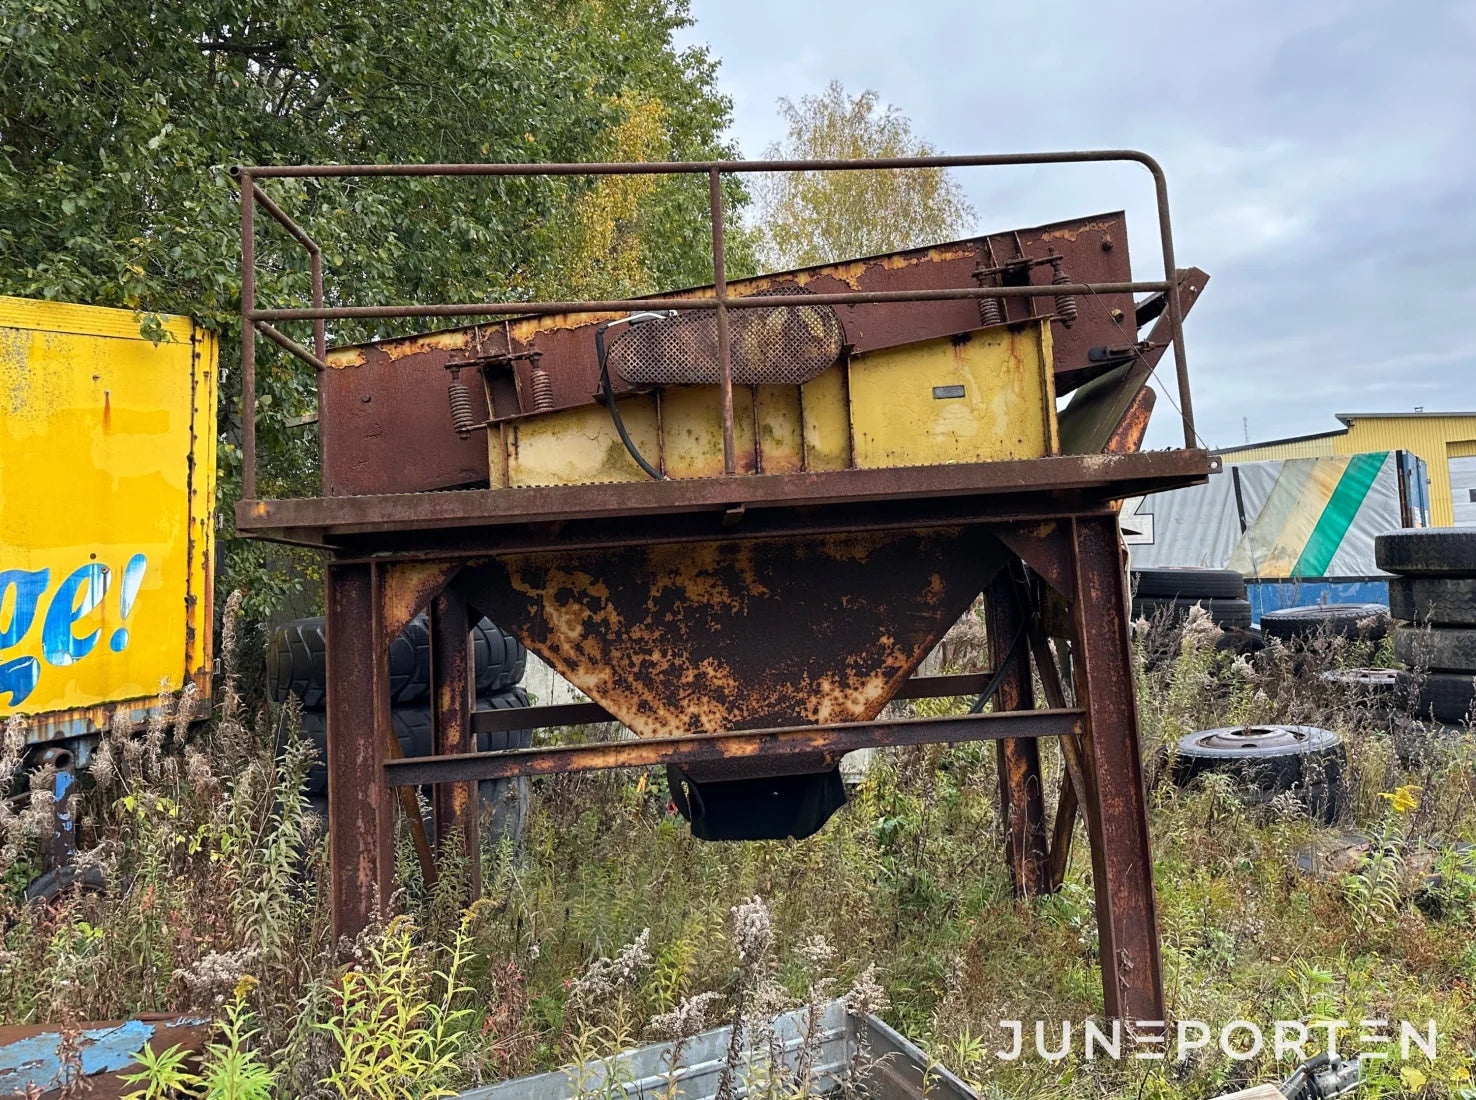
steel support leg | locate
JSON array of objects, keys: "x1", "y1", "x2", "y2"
[
  {"x1": 986, "y1": 571, "x2": 1049, "y2": 896},
  {"x1": 430, "y1": 586, "x2": 480, "y2": 897},
  {"x1": 326, "y1": 562, "x2": 394, "y2": 941},
  {"x1": 1070, "y1": 515, "x2": 1165, "y2": 1023}
]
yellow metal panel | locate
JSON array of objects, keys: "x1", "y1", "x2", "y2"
[
  {"x1": 0, "y1": 296, "x2": 215, "y2": 734},
  {"x1": 659, "y1": 385, "x2": 757, "y2": 478},
  {"x1": 754, "y1": 385, "x2": 804, "y2": 474},
  {"x1": 847, "y1": 321, "x2": 1056, "y2": 469},
  {"x1": 504, "y1": 396, "x2": 661, "y2": 486},
  {"x1": 800, "y1": 365, "x2": 852, "y2": 472}
]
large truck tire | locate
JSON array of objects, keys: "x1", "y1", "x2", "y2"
[
  {"x1": 269, "y1": 615, "x2": 526, "y2": 706},
  {"x1": 1393, "y1": 625, "x2": 1476, "y2": 672},
  {"x1": 1131, "y1": 596, "x2": 1253, "y2": 630},
  {"x1": 1414, "y1": 672, "x2": 1476, "y2": 723},
  {"x1": 1375, "y1": 528, "x2": 1476, "y2": 576},
  {"x1": 1320, "y1": 666, "x2": 1409, "y2": 705},
  {"x1": 1132, "y1": 567, "x2": 1246, "y2": 600},
  {"x1": 1171, "y1": 725, "x2": 1345, "y2": 822},
  {"x1": 1388, "y1": 577, "x2": 1476, "y2": 626},
  {"x1": 1260, "y1": 603, "x2": 1390, "y2": 643}
]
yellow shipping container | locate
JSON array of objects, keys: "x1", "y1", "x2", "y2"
[{"x1": 0, "y1": 297, "x2": 216, "y2": 744}]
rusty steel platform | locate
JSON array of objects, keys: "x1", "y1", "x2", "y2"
[{"x1": 231, "y1": 152, "x2": 1214, "y2": 1025}]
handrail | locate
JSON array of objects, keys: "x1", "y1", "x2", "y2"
[{"x1": 232, "y1": 151, "x2": 1193, "y2": 499}]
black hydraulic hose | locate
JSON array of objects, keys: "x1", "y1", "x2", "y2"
[
  {"x1": 968, "y1": 562, "x2": 1036, "y2": 714},
  {"x1": 968, "y1": 615, "x2": 1031, "y2": 714},
  {"x1": 594, "y1": 322, "x2": 665, "y2": 481}
]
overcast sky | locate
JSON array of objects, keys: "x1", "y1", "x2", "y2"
[{"x1": 675, "y1": 0, "x2": 1476, "y2": 450}]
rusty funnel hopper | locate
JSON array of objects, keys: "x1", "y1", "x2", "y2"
[{"x1": 460, "y1": 528, "x2": 1009, "y2": 839}]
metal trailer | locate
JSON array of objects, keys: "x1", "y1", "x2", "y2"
[
  {"x1": 1123, "y1": 450, "x2": 1430, "y2": 621},
  {"x1": 231, "y1": 153, "x2": 1215, "y2": 1025},
  {"x1": 0, "y1": 297, "x2": 217, "y2": 890}
]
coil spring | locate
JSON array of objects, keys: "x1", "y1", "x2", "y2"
[
  {"x1": 529, "y1": 362, "x2": 555, "y2": 413},
  {"x1": 972, "y1": 261, "x2": 1006, "y2": 327},
  {"x1": 447, "y1": 379, "x2": 476, "y2": 437},
  {"x1": 1050, "y1": 259, "x2": 1078, "y2": 328}
]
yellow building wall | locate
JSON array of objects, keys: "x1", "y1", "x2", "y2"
[
  {"x1": 1219, "y1": 416, "x2": 1476, "y2": 527},
  {"x1": 1216, "y1": 435, "x2": 1340, "y2": 463}
]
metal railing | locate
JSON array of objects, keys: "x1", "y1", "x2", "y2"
[{"x1": 232, "y1": 152, "x2": 1195, "y2": 500}]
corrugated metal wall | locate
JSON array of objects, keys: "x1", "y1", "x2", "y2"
[{"x1": 1219, "y1": 416, "x2": 1476, "y2": 527}]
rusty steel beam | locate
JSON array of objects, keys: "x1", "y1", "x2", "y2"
[
  {"x1": 1058, "y1": 267, "x2": 1209, "y2": 456},
  {"x1": 237, "y1": 450, "x2": 1215, "y2": 541},
  {"x1": 1069, "y1": 515, "x2": 1165, "y2": 1023},
  {"x1": 429, "y1": 588, "x2": 479, "y2": 895},
  {"x1": 386, "y1": 707, "x2": 1086, "y2": 786},
  {"x1": 254, "y1": 320, "x2": 329, "y2": 372},
  {"x1": 239, "y1": 169, "x2": 256, "y2": 500},
  {"x1": 709, "y1": 168, "x2": 736, "y2": 477},
  {"x1": 470, "y1": 671, "x2": 1012, "y2": 734},
  {"x1": 325, "y1": 563, "x2": 395, "y2": 941},
  {"x1": 249, "y1": 282, "x2": 1167, "y2": 324},
  {"x1": 987, "y1": 572, "x2": 1050, "y2": 897}
]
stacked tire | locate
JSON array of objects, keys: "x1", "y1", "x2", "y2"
[
  {"x1": 1260, "y1": 603, "x2": 1390, "y2": 645},
  {"x1": 1131, "y1": 567, "x2": 1253, "y2": 630},
  {"x1": 268, "y1": 615, "x2": 533, "y2": 833},
  {"x1": 1377, "y1": 528, "x2": 1476, "y2": 724}
]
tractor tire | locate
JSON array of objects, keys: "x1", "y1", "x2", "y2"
[
  {"x1": 1393, "y1": 625, "x2": 1476, "y2": 672},
  {"x1": 478, "y1": 686, "x2": 532, "y2": 753},
  {"x1": 1375, "y1": 528, "x2": 1476, "y2": 576},
  {"x1": 477, "y1": 687, "x2": 532, "y2": 848},
  {"x1": 1132, "y1": 567, "x2": 1246, "y2": 600},
  {"x1": 1388, "y1": 577, "x2": 1476, "y2": 626},
  {"x1": 300, "y1": 688, "x2": 532, "y2": 801},
  {"x1": 1413, "y1": 671, "x2": 1476, "y2": 723},
  {"x1": 1171, "y1": 725, "x2": 1345, "y2": 822},
  {"x1": 1260, "y1": 603, "x2": 1390, "y2": 643},
  {"x1": 268, "y1": 615, "x2": 526, "y2": 706}
]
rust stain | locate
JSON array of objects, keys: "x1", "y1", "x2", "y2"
[
  {"x1": 1040, "y1": 220, "x2": 1116, "y2": 243},
  {"x1": 380, "y1": 561, "x2": 464, "y2": 638}
]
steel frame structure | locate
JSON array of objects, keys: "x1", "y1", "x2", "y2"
[{"x1": 231, "y1": 154, "x2": 1214, "y2": 1024}]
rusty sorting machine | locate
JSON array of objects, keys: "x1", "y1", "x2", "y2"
[{"x1": 231, "y1": 152, "x2": 1218, "y2": 1024}]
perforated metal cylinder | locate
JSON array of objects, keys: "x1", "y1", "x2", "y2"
[{"x1": 607, "y1": 286, "x2": 844, "y2": 387}]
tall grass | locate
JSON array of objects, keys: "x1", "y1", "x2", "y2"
[{"x1": 0, "y1": 597, "x2": 1472, "y2": 1097}]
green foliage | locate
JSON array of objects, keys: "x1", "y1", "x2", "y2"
[
  {"x1": 199, "y1": 986, "x2": 276, "y2": 1100},
  {"x1": 315, "y1": 914, "x2": 474, "y2": 1099},
  {"x1": 121, "y1": 1041, "x2": 202, "y2": 1100},
  {"x1": 753, "y1": 80, "x2": 975, "y2": 269},
  {"x1": 0, "y1": 0, "x2": 749, "y2": 620}
]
